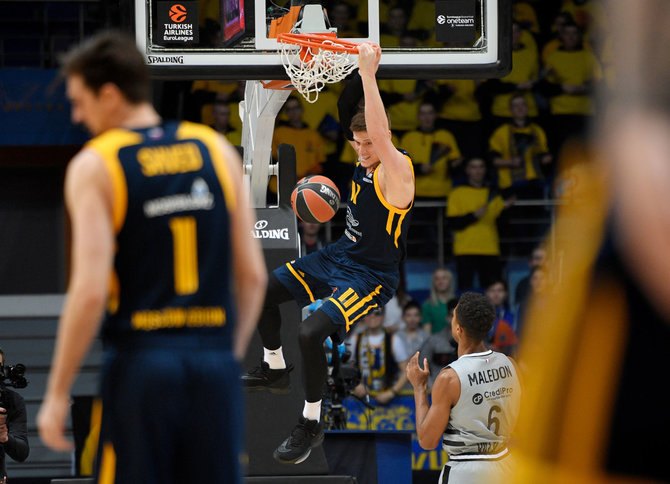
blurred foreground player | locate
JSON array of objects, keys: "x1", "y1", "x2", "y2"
[
  {"x1": 242, "y1": 42, "x2": 415, "y2": 464},
  {"x1": 513, "y1": 1, "x2": 670, "y2": 482},
  {"x1": 408, "y1": 292, "x2": 521, "y2": 484},
  {"x1": 37, "y1": 32, "x2": 266, "y2": 484}
]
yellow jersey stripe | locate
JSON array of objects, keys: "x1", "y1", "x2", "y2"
[
  {"x1": 345, "y1": 285, "x2": 383, "y2": 317},
  {"x1": 86, "y1": 129, "x2": 140, "y2": 234},
  {"x1": 338, "y1": 288, "x2": 355, "y2": 302},
  {"x1": 176, "y1": 121, "x2": 237, "y2": 212},
  {"x1": 348, "y1": 304, "x2": 379, "y2": 327},
  {"x1": 343, "y1": 293, "x2": 359, "y2": 308},
  {"x1": 79, "y1": 398, "x2": 102, "y2": 476},
  {"x1": 394, "y1": 211, "x2": 407, "y2": 248},
  {"x1": 350, "y1": 181, "x2": 361, "y2": 204},
  {"x1": 286, "y1": 262, "x2": 315, "y2": 303},
  {"x1": 385, "y1": 211, "x2": 394, "y2": 236},
  {"x1": 107, "y1": 270, "x2": 120, "y2": 314},
  {"x1": 372, "y1": 154, "x2": 413, "y2": 215},
  {"x1": 98, "y1": 442, "x2": 117, "y2": 484},
  {"x1": 328, "y1": 297, "x2": 352, "y2": 331}
]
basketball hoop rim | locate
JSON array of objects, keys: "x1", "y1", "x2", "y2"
[{"x1": 277, "y1": 32, "x2": 361, "y2": 55}]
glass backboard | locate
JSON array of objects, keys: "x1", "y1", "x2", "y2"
[{"x1": 134, "y1": 0, "x2": 511, "y2": 80}]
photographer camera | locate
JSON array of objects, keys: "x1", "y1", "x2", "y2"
[
  {"x1": 0, "y1": 347, "x2": 29, "y2": 483},
  {"x1": 322, "y1": 336, "x2": 368, "y2": 430}
]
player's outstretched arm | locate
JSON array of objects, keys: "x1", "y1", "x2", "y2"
[
  {"x1": 38, "y1": 150, "x2": 114, "y2": 451},
  {"x1": 407, "y1": 352, "x2": 459, "y2": 449},
  {"x1": 357, "y1": 42, "x2": 414, "y2": 209}
]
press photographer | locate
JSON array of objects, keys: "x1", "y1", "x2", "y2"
[{"x1": 0, "y1": 347, "x2": 29, "y2": 482}]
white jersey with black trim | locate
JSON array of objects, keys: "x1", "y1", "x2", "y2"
[{"x1": 442, "y1": 350, "x2": 521, "y2": 461}]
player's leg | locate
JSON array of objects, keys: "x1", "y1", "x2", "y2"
[
  {"x1": 243, "y1": 252, "x2": 333, "y2": 393},
  {"x1": 98, "y1": 348, "x2": 184, "y2": 484},
  {"x1": 179, "y1": 350, "x2": 245, "y2": 484},
  {"x1": 273, "y1": 309, "x2": 339, "y2": 464},
  {"x1": 242, "y1": 273, "x2": 296, "y2": 393},
  {"x1": 299, "y1": 309, "x2": 341, "y2": 407},
  {"x1": 273, "y1": 265, "x2": 396, "y2": 464}
]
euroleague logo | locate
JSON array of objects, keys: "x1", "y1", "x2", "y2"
[{"x1": 169, "y1": 4, "x2": 187, "y2": 23}]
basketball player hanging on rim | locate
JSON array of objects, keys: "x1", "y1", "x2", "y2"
[
  {"x1": 242, "y1": 42, "x2": 415, "y2": 464},
  {"x1": 407, "y1": 292, "x2": 521, "y2": 484}
]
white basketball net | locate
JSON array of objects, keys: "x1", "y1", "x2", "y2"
[{"x1": 279, "y1": 40, "x2": 358, "y2": 103}]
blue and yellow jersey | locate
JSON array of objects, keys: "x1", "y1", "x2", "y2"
[
  {"x1": 333, "y1": 150, "x2": 414, "y2": 272},
  {"x1": 86, "y1": 121, "x2": 238, "y2": 348}
]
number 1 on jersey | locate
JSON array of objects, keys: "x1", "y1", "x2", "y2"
[{"x1": 169, "y1": 216, "x2": 199, "y2": 295}]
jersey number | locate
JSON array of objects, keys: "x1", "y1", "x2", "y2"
[
  {"x1": 488, "y1": 405, "x2": 502, "y2": 435},
  {"x1": 169, "y1": 216, "x2": 199, "y2": 295}
]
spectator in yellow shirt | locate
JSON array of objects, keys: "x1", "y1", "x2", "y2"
[
  {"x1": 486, "y1": 21, "x2": 541, "y2": 124},
  {"x1": 539, "y1": 21, "x2": 602, "y2": 153},
  {"x1": 401, "y1": 102, "x2": 464, "y2": 198},
  {"x1": 401, "y1": 102, "x2": 463, "y2": 256},
  {"x1": 211, "y1": 100, "x2": 242, "y2": 147},
  {"x1": 489, "y1": 94, "x2": 552, "y2": 255},
  {"x1": 426, "y1": 79, "x2": 485, "y2": 158},
  {"x1": 446, "y1": 158, "x2": 515, "y2": 291}
]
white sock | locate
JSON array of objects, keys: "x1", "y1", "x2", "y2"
[
  {"x1": 303, "y1": 400, "x2": 322, "y2": 422},
  {"x1": 263, "y1": 347, "x2": 286, "y2": 369}
]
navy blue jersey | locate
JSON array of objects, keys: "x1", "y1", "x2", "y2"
[
  {"x1": 86, "y1": 121, "x2": 237, "y2": 349},
  {"x1": 333, "y1": 151, "x2": 414, "y2": 272}
]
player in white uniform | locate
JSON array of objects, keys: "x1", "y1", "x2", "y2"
[{"x1": 407, "y1": 291, "x2": 521, "y2": 483}]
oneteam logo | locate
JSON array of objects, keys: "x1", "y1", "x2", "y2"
[
  {"x1": 251, "y1": 220, "x2": 290, "y2": 240},
  {"x1": 444, "y1": 15, "x2": 475, "y2": 27},
  {"x1": 472, "y1": 393, "x2": 484, "y2": 405}
]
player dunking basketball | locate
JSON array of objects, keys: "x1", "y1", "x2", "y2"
[{"x1": 242, "y1": 42, "x2": 415, "y2": 464}]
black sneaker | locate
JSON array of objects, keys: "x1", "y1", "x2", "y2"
[
  {"x1": 241, "y1": 360, "x2": 293, "y2": 394},
  {"x1": 273, "y1": 416, "x2": 324, "y2": 464}
]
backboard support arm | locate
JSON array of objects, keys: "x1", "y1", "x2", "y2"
[{"x1": 240, "y1": 81, "x2": 291, "y2": 208}]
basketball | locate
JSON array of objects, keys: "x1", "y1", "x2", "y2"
[{"x1": 291, "y1": 175, "x2": 340, "y2": 223}]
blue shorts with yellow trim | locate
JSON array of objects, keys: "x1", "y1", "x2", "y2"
[{"x1": 274, "y1": 243, "x2": 399, "y2": 339}]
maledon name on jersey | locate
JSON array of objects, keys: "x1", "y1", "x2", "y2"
[
  {"x1": 442, "y1": 350, "x2": 521, "y2": 461},
  {"x1": 86, "y1": 121, "x2": 238, "y2": 348},
  {"x1": 333, "y1": 149, "x2": 414, "y2": 272}
]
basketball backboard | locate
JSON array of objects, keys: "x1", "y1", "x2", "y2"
[{"x1": 134, "y1": 0, "x2": 511, "y2": 80}]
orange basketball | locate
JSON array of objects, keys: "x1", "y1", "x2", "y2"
[{"x1": 291, "y1": 175, "x2": 340, "y2": 223}]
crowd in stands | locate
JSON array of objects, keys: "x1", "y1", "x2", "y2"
[{"x1": 188, "y1": 0, "x2": 605, "y2": 258}]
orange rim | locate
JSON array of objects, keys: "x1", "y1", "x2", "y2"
[
  {"x1": 277, "y1": 32, "x2": 360, "y2": 54},
  {"x1": 260, "y1": 80, "x2": 295, "y2": 91}
]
